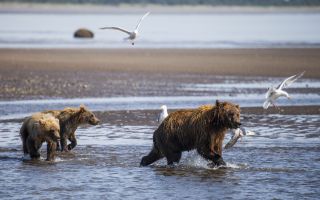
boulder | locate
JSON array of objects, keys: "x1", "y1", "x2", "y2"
[{"x1": 74, "y1": 28, "x2": 94, "y2": 38}]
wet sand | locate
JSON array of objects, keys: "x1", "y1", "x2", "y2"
[
  {"x1": 1, "y1": 48, "x2": 320, "y2": 100},
  {"x1": 1, "y1": 48, "x2": 319, "y2": 77},
  {"x1": 0, "y1": 48, "x2": 319, "y2": 115},
  {"x1": 81, "y1": 106, "x2": 320, "y2": 126},
  {"x1": 2, "y1": 106, "x2": 319, "y2": 125}
]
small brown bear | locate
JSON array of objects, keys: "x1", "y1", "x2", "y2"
[
  {"x1": 140, "y1": 100, "x2": 241, "y2": 167},
  {"x1": 20, "y1": 113, "x2": 60, "y2": 161},
  {"x1": 43, "y1": 105, "x2": 100, "y2": 152}
]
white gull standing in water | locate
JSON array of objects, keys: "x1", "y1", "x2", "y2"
[
  {"x1": 263, "y1": 71, "x2": 305, "y2": 110},
  {"x1": 158, "y1": 105, "x2": 168, "y2": 123},
  {"x1": 100, "y1": 12, "x2": 150, "y2": 45}
]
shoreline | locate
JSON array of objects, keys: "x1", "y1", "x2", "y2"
[
  {"x1": 2, "y1": 106, "x2": 319, "y2": 124},
  {"x1": 1, "y1": 3, "x2": 320, "y2": 14}
]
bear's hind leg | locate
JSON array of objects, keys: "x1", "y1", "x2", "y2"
[
  {"x1": 60, "y1": 135, "x2": 69, "y2": 152},
  {"x1": 67, "y1": 133, "x2": 77, "y2": 151},
  {"x1": 140, "y1": 147, "x2": 163, "y2": 166}
]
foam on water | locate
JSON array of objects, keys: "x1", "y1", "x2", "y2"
[{"x1": 182, "y1": 151, "x2": 246, "y2": 170}]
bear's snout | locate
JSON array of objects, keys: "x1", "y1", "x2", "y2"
[
  {"x1": 89, "y1": 118, "x2": 100, "y2": 125},
  {"x1": 54, "y1": 132, "x2": 60, "y2": 140},
  {"x1": 234, "y1": 122, "x2": 241, "y2": 129}
]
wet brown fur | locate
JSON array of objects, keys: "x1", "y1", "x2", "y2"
[
  {"x1": 140, "y1": 100, "x2": 241, "y2": 167},
  {"x1": 43, "y1": 105, "x2": 100, "y2": 152},
  {"x1": 20, "y1": 113, "x2": 60, "y2": 161}
]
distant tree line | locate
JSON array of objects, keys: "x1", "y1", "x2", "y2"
[{"x1": 2, "y1": 0, "x2": 320, "y2": 6}]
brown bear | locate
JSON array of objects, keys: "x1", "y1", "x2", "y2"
[
  {"x1": 43, "y1": 105, "x2": 100, "y2": 152},
  {"x1": 20, "y1": 113, "x2": 60, "y2": 161},
  {"x1": 140, "y1": 100, "x2": 241, "y2": 167}
]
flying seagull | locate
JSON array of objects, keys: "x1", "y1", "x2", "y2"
[
  {"x1": 100, "y1": 12, "x2": 150, "y2": 45},
  {"x1": 158, "y1": 105, "x2": 168, "y2": 123},
  {"x1": 263, "y1": 71, "x2": 305, "y2": 110}
]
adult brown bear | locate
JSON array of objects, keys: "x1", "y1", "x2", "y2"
[
  {"x1": 43, "y1": 105, "x2": 100, "y2": 152},
  {"x1": 20, "y1": 113, "x2": 60, "y2": 161},
  {"x1": 140, "y1": 100, "x2": 241, "y2": 167}
]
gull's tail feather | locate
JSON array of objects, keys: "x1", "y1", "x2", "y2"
[{"x1": 263, "y1": 100, "x2": 270, "y2": 109}]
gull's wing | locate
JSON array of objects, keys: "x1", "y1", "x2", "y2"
[
  {"x1": 263, "y1": 100, "x2": 271, "y2": 109},
  {"x1": 100, "y1": 27, "x2": 131, "y2": 35},
  {"x1": 277, "y1": 71, "x2": 305, "y2": 90},
  {"x1": 135, "y1": 12, "x2": 150, "y2": 31}
]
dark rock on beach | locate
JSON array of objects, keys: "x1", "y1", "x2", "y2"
[{"x1": 74, "y1": 28, "x2": 94, "y2": 38}]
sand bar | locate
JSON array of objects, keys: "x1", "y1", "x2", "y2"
[
  {"x1": 0, "y1": 48, "x2": 319, "y2": 100},
  {"x1": 1, "y1": 48, "x2": 319, "y2": 77}
]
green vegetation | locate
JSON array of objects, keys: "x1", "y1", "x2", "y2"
[{"x1": 1, "y1": 0, "x2": 320, "y2": 6}]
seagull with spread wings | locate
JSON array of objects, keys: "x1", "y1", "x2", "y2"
[
  {"x1": 100, "y1": 12, "x2": 150, "y2": 45},
  {"x1": 263, "y1": 71, "x2": 305, "y2": 110}
]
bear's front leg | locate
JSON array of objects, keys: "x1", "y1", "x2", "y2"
[
  {"x1": 46, "y1": 141, "x2": 57, "y2": 161},
  {"x1": 208, "y1": 133, "x2": 226, "y2": 167},
  {"x1": 27, "y1": 137, "x2": 41, "y2": 160},
  {"x1": 67, "y1": 132, "x2": 77, "y2": 151},
  {"x1": 211, "y1": 154, "x2": 226, "y2": 167},
  {"x1": 56, "y1": 141, "x2": 61, "y2": 151},
  {"x1": 197, "y1": 146, "x2": 226, "y2": 167}
]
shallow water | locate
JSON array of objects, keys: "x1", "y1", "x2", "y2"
[
  {"x1": 0, "y1": 112, "x2": 319, "y2": 199},
  {"x1": 0, "y1": 74, "x2": 319, "y2": 199},
  {"x1": 0, "y1": 13, "x2": 320, "y2": 48},
  {"x1": 0, "y1": 75, "x2": 319, "y2": 120}
]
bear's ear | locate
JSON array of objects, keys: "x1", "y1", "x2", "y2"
[
  {"x1": 39, "y1": 119, "x2": 45, "y2": 126},
  {"x1": 79, "y1": 104, "x2": 86, "y2": 113},
  {"x1": 236, "y1": 104, "x2": 240, "y2": 109}
]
